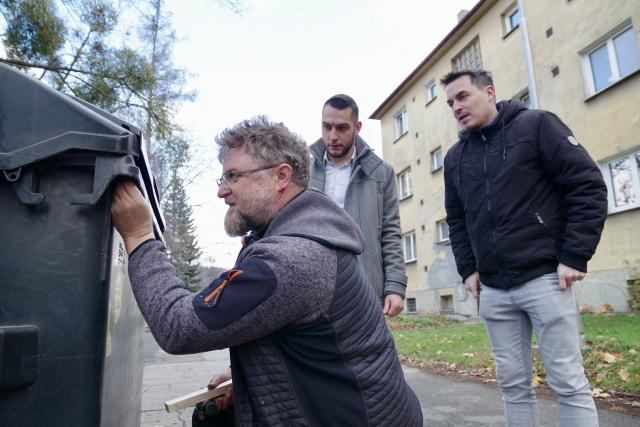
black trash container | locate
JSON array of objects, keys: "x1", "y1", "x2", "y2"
[{"x1": 0, "y1": 62, "x2": 165, "y2": 426}]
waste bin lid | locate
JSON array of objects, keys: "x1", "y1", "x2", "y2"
[{"x1": 0, "y1": 62, "x2": 164, "y2": 232}]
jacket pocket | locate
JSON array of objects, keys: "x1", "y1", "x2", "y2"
[{"x1": 533, "y1": 211, "x2": 554, "y2": 242}]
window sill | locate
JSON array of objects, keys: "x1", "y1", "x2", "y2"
[
  {"x1": 405, "y1": 259, "x2": 417, "y2": 264},
  {"x1": 607, "y1": 204, "x2": 640, "y2": 216},
  {"x1": 585, "y1": 68, "x2": 640, "y2": 102},
  {"x1": 437, "y1": 239, "x2": 451, "y2": 246},
  {"x1": 399, "y1": 194, "x2": 413, "y2": 202},
  {"x1": 393, "y1": 132, "x2": 408, "y2": 144},
  {"x1": 502, "y1": 24, "x2": 519, "y2": 40},
  {"x1": 425, "y1": 96, "x2": 437, "y2": 107},
  {"x1": 431, "y1": 165, "x2": 443, "y2": 173}
]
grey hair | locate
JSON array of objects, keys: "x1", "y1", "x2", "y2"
[{"x1": 215, "y1": 116, "x2": 310, "y2": 187}]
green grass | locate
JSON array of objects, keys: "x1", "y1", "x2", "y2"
[
  {"x1": 389, "y1": 313, "x2": 640, "y2": 394},
  {"x1": 386, "y1": 314, "x2": 457, "y2": 330}
]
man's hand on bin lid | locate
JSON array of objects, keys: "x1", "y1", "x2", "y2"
[{"x1": 111, "y1": 180, "x2": 155, "y2": 255}]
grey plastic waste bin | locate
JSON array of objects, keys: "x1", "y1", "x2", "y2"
[{"x1": 0, "y1": 62, "x2": 164, "y2": 426}]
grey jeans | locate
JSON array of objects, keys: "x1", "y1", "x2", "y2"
[{"x1": 479, "y1": 273, "x2": 598, "y2": 427}]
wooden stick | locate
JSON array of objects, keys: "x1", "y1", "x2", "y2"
[{"x1": 164, "y1": 379, "x2": 233, "y2": 413}]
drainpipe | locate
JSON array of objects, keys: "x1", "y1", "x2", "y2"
[{"x1": 516, "y1": 0, "x2": 540, "y2": 109}]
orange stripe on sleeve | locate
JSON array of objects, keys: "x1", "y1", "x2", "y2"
[{"x1": 204, "y1": 269, "x2": 244, "y2": 305}]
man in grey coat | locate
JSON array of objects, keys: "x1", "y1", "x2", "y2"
[{"x1": 309, "y1": 94, "x2": 407, "y2": 316}]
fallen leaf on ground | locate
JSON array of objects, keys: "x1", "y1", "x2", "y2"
[
  {"x1": 533, "y1": 376, "x2": 543, "y2": 382},
  {"x1": 631, "y1": 402, "x2": 640, "y2": 408},
  {"x1": 436, "y1": 350, "x2": 442, "y2": 355},
  {"x1": 592, "y1": 388, "x2": 611, "y2": 399},
  {"x1": 611, "y1": 351, "x2": 624, "y2": 360},
  {"x1": 532, "y1": 381, "x2": 540, "y2": 388},
  {"x1": 618, "y1": 370, "x2": 629, "y2": 381},
  {"x1": 603, "y1": 353, "x2": 618, "y2": 364}
]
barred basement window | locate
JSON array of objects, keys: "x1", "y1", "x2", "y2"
[
  {"x1": 441, "y1": 295, "x2": 454, "y2": 312},
  {"x1": 407, "y1": 298, "x2": 417, "y2": 313}
]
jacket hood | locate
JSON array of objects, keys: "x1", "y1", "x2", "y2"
[
  {"x1": 264, "y1": 188, "x2": 365, "y2": 255},
  {"x1": 451, "y1": 99, "x2": 529, "y2": 188},
  {"x1": 458, "y1": 99, "x2": 528, "y2": 141}
]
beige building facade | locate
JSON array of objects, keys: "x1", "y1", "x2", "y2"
[{"x1": 371, "y1": 0, "x2": 640, "y2": 315}]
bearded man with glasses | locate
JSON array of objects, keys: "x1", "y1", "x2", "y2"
[{"x1": 110, "y1": 116, "x2": 422, "y2": 427}]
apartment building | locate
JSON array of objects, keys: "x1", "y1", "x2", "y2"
[{"x1": 370, "y1": 0, "x2": 640, "y2": 315}]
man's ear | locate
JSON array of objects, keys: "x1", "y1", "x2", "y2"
[
  {"x1": 485, "y1": 85, "x2": 496, "y2": 103},
  {"x1": 354, "y1": 121, "x2": 363, "y2": 135},
  {"x1": 274, "y1": 163, "x2": 293, "y2": 192}
]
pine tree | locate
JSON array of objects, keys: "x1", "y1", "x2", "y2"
[{"x1": 163, "y1": 170, "x2": 202, "y2": 291}]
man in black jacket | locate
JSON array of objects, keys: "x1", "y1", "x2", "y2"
[{"x1": 441, "y1": 69, "x2": 606, "y2": 427}]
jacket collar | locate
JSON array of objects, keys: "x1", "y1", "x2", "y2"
[{"x1": 458, "y1": 99, "x2": 527, "y2": 141}]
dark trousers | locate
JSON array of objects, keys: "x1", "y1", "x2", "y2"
[{"x1": 192, "y1": 406, "x2": 237, "y2": 427}]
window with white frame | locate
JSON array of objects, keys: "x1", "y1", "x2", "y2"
[
  {"x1": 398, "y1": 168, "x2": 413, "y2": 199},
  {"x1": 437, "y1": 219, "x2": 449, "y2": 242},
  {"x1": 581, "y1": 24, "x2": 640, "y2": 95},
  {"x1": 431, "y1": 147, "x2": 443, "y2": 171},
  {"x1": 602, "y1": 150, "x2": 640, "y2": 213},
  {"x1": 425, "y1": 80, "x2": 437, "y2": 104},
  {"x1": 394, "y1": 108, "x2": 408, "y2": 139},
  {"x1": 504, "y1": 5, "x2": 520, "y2": 34},
  {"x1": 403, "y1": 232, "x2": 417, "y2": 262},
  {"x1": 453, "y1": 39, "x2": 482, "y2": 71}
]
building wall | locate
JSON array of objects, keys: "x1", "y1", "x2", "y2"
[{"x1": 378, "y1": 0, "x2": 640, "y2": 315}]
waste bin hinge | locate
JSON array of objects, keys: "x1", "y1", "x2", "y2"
[{"x1": 4, "y1": 167, "x2": 45, "y2": 205}]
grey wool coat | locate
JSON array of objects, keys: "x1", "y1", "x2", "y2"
[
  {"x1": 127, "y1": 188, "x2": 422, "y2": 427},
  {"x1": 309, "y1": 136, "x2": 408, "y2": 302}
]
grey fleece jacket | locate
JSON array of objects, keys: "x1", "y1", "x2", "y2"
[
  {"x1": 127, "y1": 188, "x2": 422, "y2": 426},
  {"x1": 309, "y1": 136, "x2": 407, "y2": 302}
]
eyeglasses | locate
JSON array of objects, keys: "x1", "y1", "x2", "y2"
[{"x1": 216, "y1": 165, "x2": 279, "y2": 188}]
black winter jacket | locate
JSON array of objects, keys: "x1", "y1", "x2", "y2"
[{"x1": 444, "y1": 99, "x2": 608, "y2": 289}]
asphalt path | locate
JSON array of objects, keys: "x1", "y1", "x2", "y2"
[{"x1": 141, "y1": 330, "x2": 639, "y2": 427}]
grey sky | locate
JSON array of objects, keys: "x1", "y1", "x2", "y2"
[{"x1": 165, "y1": 0, "x2": 479, "y2": 267}]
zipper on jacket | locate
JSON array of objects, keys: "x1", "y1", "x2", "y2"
[
  {"x1": 482, "y1": 132, "x2": 508, "y2": 286},
  {"x1": 534, "y1": 212, "x2": 554, "y2": 241}
]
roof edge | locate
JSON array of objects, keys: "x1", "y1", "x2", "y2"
[{"x1": 369, "y1": 0, "x2": 489, "y2": 120}]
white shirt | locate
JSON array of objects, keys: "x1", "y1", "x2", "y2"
[{"x1": 323, "y1": 147, "x2": 357, "y2": 209}]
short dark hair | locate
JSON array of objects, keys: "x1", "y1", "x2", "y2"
[
  {"x1": 216, "y1": 116, "x2": 310, "y2": 187},
  {"x1": 323, "y1": 94, "x2": 359, "y2": 124},
  {"x1": 439, "y1": 69, "x2": 494, "y2": 90}
]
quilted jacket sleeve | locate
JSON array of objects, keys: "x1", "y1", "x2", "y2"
[
  {"x1": 127, "y1": 238, "x2": 336, "y2": 354},
  {"x1": 536, "y1": 112, "x2": 608, "y2": 271}
]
